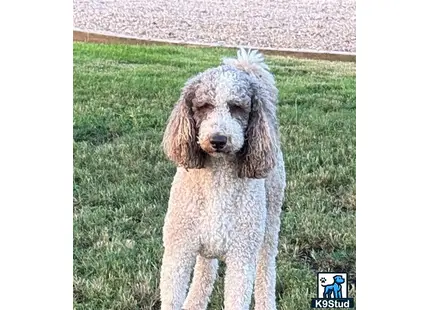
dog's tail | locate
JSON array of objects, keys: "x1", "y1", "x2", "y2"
[{"x1": 223, "y1": 48, "x2": 276, "y2": 89}]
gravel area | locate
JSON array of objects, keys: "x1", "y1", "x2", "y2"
[{"x1": 73, "y1": 0, "x2": 355, "y2": 53}]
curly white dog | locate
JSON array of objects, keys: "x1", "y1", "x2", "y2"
[{"x1": 160, "y1": 48, "x2": 287, "y2": 310}]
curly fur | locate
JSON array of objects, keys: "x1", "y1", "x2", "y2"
[
  {"x1": 237, "y1": 92, "x2": 276, "y2": 178},
  {"x1": 160, "y1": 48, "x2": 287, "y2": 310},
  {"x1": 162, "y1": 77, "x2": 206, "y2": 169}
]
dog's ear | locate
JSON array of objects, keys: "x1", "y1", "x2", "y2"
[
  {"x1": 237, "y1": 86, "x2": 276, "y2": 178},
  {"x1": 162, "y1": 79, "x2": 206, "y2": 169}
]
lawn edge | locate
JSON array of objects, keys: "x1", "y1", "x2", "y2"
[{"x1": 73, "y1": 29, "x2": 356, "y2": 63}]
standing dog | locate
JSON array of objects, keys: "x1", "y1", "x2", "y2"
[
  {"x1": 160, "y1": 48, "x2": 286, "y2": 310},
  {"x1": 322, "y1": 275, "x2": 345, "y2": 299}
]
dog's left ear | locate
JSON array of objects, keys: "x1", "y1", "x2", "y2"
[{"x1": 237, "y1": 85, "x2": 277, "y2": 178}]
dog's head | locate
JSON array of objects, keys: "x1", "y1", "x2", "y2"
[
  {"x1": 333, "y1": 275, "x2": 345, "y2": 284},
  {"x1": 162, "y1": 64, "x2": 276, "y2": 178}
]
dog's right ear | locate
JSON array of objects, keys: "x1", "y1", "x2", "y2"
[{"x1": 162, "y1": 78, "x2": 206, "y2": 169}]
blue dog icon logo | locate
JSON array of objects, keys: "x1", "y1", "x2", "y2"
[
  {"x1": 321, "y1": 275, "x2": 345, "y2": 299},
  {"x1": 311, "y1": 272, "x2": 354, "y2": 308}
]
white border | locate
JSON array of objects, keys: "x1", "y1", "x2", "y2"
[
  {"x1": 0, "y1": 0, "x2": 72, "y2": 309},
  {"x1": 358, "y1": 0, "x2": 430, "y2": 308}
]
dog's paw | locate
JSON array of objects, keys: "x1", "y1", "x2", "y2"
[{"x1": 320, "y1": 277, "x2": 326, "y2": 283}]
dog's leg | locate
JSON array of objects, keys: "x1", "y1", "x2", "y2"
[
  {"x1": 223, "y1": 253, "x2": 258, "y2": 310},
  {"x1": 182, "y1": 255, "x2": 219, "y2": 310},
  {"x1": 336, "y1": 287, "x2": 342, "y2": 298},
  {"x1": 160, "y1": 247, "x2": 196, "y2": 310},
  {"x1": 254, "y1": 163, "x2": 286, "y2": 310},
  {"x1": 253, "y1": 216, "x2": 280, "y2": 309}
]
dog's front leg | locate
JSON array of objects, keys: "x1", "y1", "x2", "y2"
[
  {"x1": 223, "y1": 252, "x2": 258, "y2": 310},
  {"x1": 160, "y1": 245, "x2": 196, "y2": 310},
  {"x1": 335, "y1": 288, "x2": 342, "y2": 299},
  {"x1": 183, "y1": 255, "x2": 219, "y2": 310}
]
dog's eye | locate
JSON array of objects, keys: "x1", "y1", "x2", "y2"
[
  {"x1": 229, "y1": 104, "x2": 244, "y2": 114},
  {"x1": 197, "y1": 103, "x2": 213, "y2": 111}
]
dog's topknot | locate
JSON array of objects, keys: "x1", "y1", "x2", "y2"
[{"x1": 222, "y1": 48, "x2": 275, "y2": 88}]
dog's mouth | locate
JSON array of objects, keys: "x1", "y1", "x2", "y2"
[{"x1": 201, "y1": 146, "x2": 231, "y2": 156}]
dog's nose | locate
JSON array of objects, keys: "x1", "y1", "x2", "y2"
[{"x1": 210, "y1": 135, "x2": 227, "y2": 151}]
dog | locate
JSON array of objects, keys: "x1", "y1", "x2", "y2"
[
  {"x1": 322, "y1": 275, "x2": 345, "y2": 299},
  {"x1": 160, "y1": 48, "x2": 286, "y2": 310}
]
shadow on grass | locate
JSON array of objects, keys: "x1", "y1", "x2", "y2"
[{"x1": 74, "y1": 122, "x2": 125, "y2": 145}]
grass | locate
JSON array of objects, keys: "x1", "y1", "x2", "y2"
[{"x1": 73, "y1": 42, "x2": 356, "y2": 310}]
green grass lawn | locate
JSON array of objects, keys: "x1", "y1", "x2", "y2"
[{"x1": 73, "y1": 42, "x2": 356, "y2": 310}]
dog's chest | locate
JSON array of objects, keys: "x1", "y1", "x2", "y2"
[
  {"x1": 169, "y1": 166, "x2": 267, "y2": 259},
  {"x1": 198, "y1": 188, "x2": 238, "y2": 258},
  {"x1": 195, "y1": 170, "x2": 265, "y2": 258}
]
